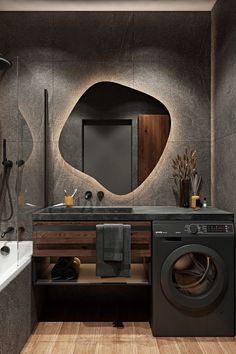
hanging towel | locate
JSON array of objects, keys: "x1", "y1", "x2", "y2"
[
  {"x1": 96, "y1": 224, "x2": 131, "y2": 277},
  {"x1": 103, "y1": 224, "x2": 124, "y2": 262}
]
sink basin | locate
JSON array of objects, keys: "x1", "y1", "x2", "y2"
[{"x1": 40, "y1": 206, "x2": 133, "y2": 214}]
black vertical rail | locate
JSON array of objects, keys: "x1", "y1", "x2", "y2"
[{"x1": 44, "y1": 89, "x2": 48, "y2": 207}]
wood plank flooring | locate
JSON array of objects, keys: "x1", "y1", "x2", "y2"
[{"x1": 21, "y1": 322, "x2": 236, "y2": 354}]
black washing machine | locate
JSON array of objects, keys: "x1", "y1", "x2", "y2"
[{"x1": 151, "y1": 220, "x2": 235, "y2": 336}]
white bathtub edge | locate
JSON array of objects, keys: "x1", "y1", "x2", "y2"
[{"x1": 0, "y1": 256, "x2": 31, "y2": 292}]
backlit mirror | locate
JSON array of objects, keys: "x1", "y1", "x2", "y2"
[{"x1": 59, "y1": 82, "x2": 170, "y2": 195}]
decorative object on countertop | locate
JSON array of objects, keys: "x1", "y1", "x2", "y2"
[
  {"x1": 64, "y1": 195, "x2": 74, "y2": 207},
  {"x1": 203, "y1": 197, "x2": 208, "y2": 208},
  {"x1": 191, "y1": 173, "x2": 202, "y2": 209},
  {"x1": 172, "y1": 148, "x2": 197, "y2": 207},
  {"x1": 63, "y1": 188, "x2": 79, "y2": 206},
  {"x1": 191, "y1": 195, "x2": 200, "y2": 209}
]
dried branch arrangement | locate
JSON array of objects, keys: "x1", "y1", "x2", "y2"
[{"x1": 172, "y1": 148, "x2": 197, "y2": 183}]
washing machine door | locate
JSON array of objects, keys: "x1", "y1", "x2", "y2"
[{"x1": 161, "y1": 244, "x2": 227, "y2": 311}]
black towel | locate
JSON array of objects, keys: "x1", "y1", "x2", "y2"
[
  {"x1": 51, "y1": 257, "x2": 73, "y2": 280},
  {"x1": 63, "y1": 257, "x2": 81, "y2": 280},
  {"x1": 51, "y1": 257, "x2": 80, "y2": 280}
]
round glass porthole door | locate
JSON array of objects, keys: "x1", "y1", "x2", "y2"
[{"x1": 161, "y1": 244, "x2": 227, "y2": 312}]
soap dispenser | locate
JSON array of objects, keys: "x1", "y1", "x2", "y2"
[{"x1": 203, "y1": 197, "x2": 207, "y2": 208}]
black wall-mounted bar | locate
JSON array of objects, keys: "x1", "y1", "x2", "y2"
[
  {"x1": 3, "y1": 139, "x2": 6, "y2": 163},
  {"x1": 0, "y1": 139, "x2": 13, "y2": 221},
  {"x1": 44, "y1": 89, "x2": 48, "y2": 207},
  {"x1": 2, "y1": 139, "x2": 13, "y2": 168}
]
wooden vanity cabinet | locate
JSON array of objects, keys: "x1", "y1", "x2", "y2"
[
  {"x1": 33, "y1": 220, "x2": 151, "y2": 259},
  {"x1": 32, "y1": 220, "x2": 152, "y2": 286}
]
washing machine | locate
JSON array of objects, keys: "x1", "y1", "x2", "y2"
[{"x1": 151, "y1": 220, "x2": 235, "y2": 336}]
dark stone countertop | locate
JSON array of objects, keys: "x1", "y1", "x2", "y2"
[{"x1": 32, "y1": 206, "x2": 234, "y2": 222}]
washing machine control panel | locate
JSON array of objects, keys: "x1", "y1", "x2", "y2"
[
  {"x1": 153, "y1": 221, "x2": 234, "y2": 237},
  {"x1": 185, "y1": 223, "x2": 234, "y2": 234}
]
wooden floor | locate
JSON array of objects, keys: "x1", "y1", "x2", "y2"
[{"x1": 21, "y1": 322, "x2": 236, "y2": 354}]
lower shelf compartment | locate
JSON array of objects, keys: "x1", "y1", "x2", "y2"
[
  {"x1": 33, "y1": 281, "x2": 150, "y2": 322},
  {"x1": 35, "y1": 263, "x2": 150, "y2": 285}
]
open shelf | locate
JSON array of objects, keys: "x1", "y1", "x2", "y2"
[{"x1": 35, "y1": 263, "x2": 150, "y2": 286}]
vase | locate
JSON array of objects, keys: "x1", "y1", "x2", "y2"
[{"x1": 179, "y1": 179, "x2": 190, "y2": 207}]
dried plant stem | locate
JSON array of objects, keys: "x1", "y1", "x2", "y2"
[{"x1": 172, "y1": 148, "x2": 197, "y2": 185}]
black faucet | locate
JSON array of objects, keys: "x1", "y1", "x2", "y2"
[
  {"x1": 1, "y1": 226, "x2": 14, "y2": 238},
  {"x1": 85, "y1": 191, "x2": 92, "y2": 200}
]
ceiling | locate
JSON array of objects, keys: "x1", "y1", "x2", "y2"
[{"x1": 0, "y1": 0, "x2": 217, "y2": 12}]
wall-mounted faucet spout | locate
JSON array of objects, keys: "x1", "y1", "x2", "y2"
[
  {"x1": 1, "y1": 226, "x2": 14, "y2": 238},
  {"x1": 85, "y1": 191, "x2": 92, "y2": 200},
  {"x1": 97, "y1": 191, "x2": 104, "y2": 201}
]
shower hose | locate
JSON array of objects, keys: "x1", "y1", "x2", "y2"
[{"x1": 0, "y1": 166, "x2": 13, "y2": 221}]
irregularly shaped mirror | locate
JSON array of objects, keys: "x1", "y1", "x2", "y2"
[{"x1": 59, "y1": 82, "x2": 170, "y2": 195}]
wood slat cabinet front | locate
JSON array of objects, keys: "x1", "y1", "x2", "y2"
[{"x1": 33, "y1": 221, "x2": 152, "y2": 258}]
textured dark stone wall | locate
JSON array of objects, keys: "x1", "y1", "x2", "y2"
[
  {"x1": 212, "y1": 0, "x2": 236, "y2": 212},
  {"x1": 0, "y1": 11, "x2": 211, "y2": 206},
  {"x1": 0, "y1": 9, "x2": 213, "y2": 353},
  {"x1": 0, "y1": 263, "x2": 32, "y2": 354}
]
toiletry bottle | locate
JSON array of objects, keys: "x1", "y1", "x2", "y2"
[
  {"x1": 191, "y1": 195, "x2": 200, "y2": 209},
  {"x1": 203, "y1": 197, "x2": 207, "y2": 208}
]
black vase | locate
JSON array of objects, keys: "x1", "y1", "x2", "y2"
[{"x1": 179, "y1": 179, "x2": 190, "y2": 207}]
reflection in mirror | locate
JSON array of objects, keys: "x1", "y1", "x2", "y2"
[
  {"x1": 59, "y1": 82, "x2": 170, "y2": 195},
  {"x1": 83, "y1": 120, "x2": 132, "y2": 194}
]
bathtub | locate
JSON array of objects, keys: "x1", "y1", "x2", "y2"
[{"x1": 0, "y1": 241, "x2": 32, "y2": 291}]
